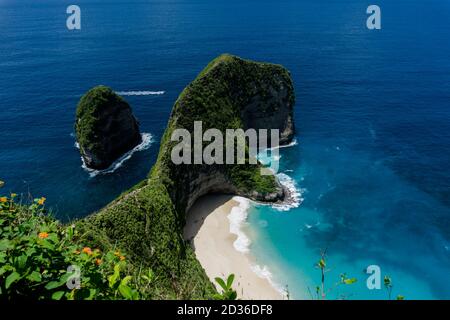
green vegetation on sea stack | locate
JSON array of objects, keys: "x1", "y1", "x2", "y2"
[{"x1": 75, "y1": 86, "x2": 142, "y2": 170}]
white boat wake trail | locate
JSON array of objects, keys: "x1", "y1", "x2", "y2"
[{"x1": 115, "y1": 90, "x2": 165, "y2": 96}]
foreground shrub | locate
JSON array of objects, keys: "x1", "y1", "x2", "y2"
[{"x1": 0, "y1": 191, "x2": 147, "y2": 300}]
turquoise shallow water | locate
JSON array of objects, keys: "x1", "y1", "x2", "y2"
[
  {"x1": 0, "y1": 0, "x2": 449, "y2": 299},
  {"x1": 248, "y1": 140, "x2": 449, "y2": 299}
]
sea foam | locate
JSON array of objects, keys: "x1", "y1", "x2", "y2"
[
  {"x1": 272, "y1": 172, "x2": 304, "y2": 211},
  {"x1": 228, "y1": 196, "x2": 251, "y2": 253},
  {"x1": 78, "y1": 132, "x2": 153, "y2": 177},
  {"x1": 227, "y1": 137, "x2": 301, "y2": 296},
  {"x1": 266, "y1": 137, "x2": 298, "y2": 151},
  {"x1": 256, "y1": 136, "x2": 304, "y2": 211},
  {"x1": 228, "y1": 197, "x2": 288, "y2": 298},
  {"x1": 250, "y1": 264, "x2": 288, "y2": 299}
]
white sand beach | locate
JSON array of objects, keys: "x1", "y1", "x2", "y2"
[{"x1": 184, "y1": 194, "x2": 283, "y2": 300}]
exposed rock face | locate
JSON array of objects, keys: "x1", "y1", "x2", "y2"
[
  {"x1": 240, "y1": 71, "x2": 295, "y2": 145},
  {"x1": 161, "y1": 54, "x2": 296, "y2": 213},
  {"x1": 75, "y1": 86, "x2": 142, "y2": 170}
]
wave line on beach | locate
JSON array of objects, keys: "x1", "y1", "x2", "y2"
[
  {"x1": 250, "y1": 264, "x2": 288, "y2": 299},
  {"x1": 228, "y1": 196, "x2": 288, "y2": 299},
  {"x1": 228, "y1": 196, "x2": 251, "y2": 253}
]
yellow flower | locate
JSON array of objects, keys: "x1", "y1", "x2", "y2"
[
  {"x1": 0, "y1": 197, "x2": 7, "y2": 203},
  {"x1": 38, "y1": 232, "x2": 49, "y2": 239},
  {"x1": 37, "y1": 197, "x2": 46, "y2": 205},
  {"x1": 119, "y1": 256, "x2": 126, "y2": 261},
  {"x1": 82, "y1": 247, "x2": 92, "y2": 255},
  {"x1": 10, "y1": 193, "x2": 17, "y2": 198},
  {"x1": 95, "y1": 259, "x2": 102, "y2": 266},
  {"x1": 114, "y1": 251, "x2": 121, "y2": 257}
]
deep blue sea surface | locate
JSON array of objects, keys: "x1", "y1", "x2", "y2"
[{"x1": 0, "y1": 0, "x2": 449, "y2": 299}]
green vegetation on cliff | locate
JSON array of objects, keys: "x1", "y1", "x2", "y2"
[
  {"x1": 79, "y1": 177, "x2": 215, "y2": 299},
  {"x1": 1, "y1": 54, "x2": 295, "y2": 299},
  {"x1": 79, "y1": 54, "x2": 295, "y2": 298},
  {"x1": 156, "y1": 54, "x2": 294, "y2": 206}
]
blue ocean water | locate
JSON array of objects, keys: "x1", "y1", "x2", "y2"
[{"x1": 0, "y1": 0, "x2": 449, "y2": 298}]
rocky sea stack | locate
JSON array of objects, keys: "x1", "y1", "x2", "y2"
[{"x1": 75, "y1": 86, "x2": 142, "y2": 170}]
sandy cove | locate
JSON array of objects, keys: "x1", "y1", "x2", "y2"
[{"x1": 184, "y1": 194, "x2": 283, "y2": 300}]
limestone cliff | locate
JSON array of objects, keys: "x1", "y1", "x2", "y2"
[
  {"x1": 159, "y1": 54, "x2": 295, "y2": 213},
  {"x1": 79, "y1": 54, "x2": 296, "y2": 299}
]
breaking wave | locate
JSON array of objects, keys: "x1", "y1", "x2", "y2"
[
  {"x1": 227, "y1": 197, "x2": 288, "y2": 299},
  {"x1": 250, "y1": 264, "x2": 288, "y2": 299},
  {"x1": 272, "y1": 172, "x2": 304, "y2": 211},
  {"x1": 78, "y1": 133, "x2": 153, "y2": 178},
  {"x1": 228, "y1": 196, "x2": 251, "y2": 253}
]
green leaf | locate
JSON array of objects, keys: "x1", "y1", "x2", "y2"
[
  {"x1": 27, "y1": 271, "x2": 42, "y2": 282},
  {"x1": 0, "y1": 239, "x2": 13, "y2": 251},
  {"x1": 43, "y1": 272, "x2": 72, "y2": 291},
  {"x1": 47, "y1": 233, "x2": 59, "y2": 244},
  {"x1": 45, "y1": 281, "x2": 64, "y2": 290},
  {"x1": 120, "y1": 275, "x2": 132, "y2": 286},
  {"x1": 59, "y1": 272, "x2": 72, "y2": 284},
  {"x1": 396, "y1": 295, "x2": 405, "y2": 300},
  {"x1": 86, "y1": 289, "x2": 97, "y2": 300},
  {"x1": 52, "y1": 291, "x2": 65, "y2": 300},
  {"x1": 226, "y1": 274, "x2": 235, "y2": 289},
  {"x1": 0, "y1": 265, "x2": 13, "y2": 277},
  {"x1": 215, "y1": 277, "x2": 227, "y2": 291},
  {"x1": 65, "y1": 225, "x2": 74, "y2": 241},
  {"x1": 39, "y1": 240, "x2": 55, "y2": 250},
  {"x1": 212, "y1": 293, "x2": 224, "y2": 300},
  {"x1": 118, "y1": 284, "x2": 133, "y2": 300},
  {"x1": 318, "y1": 259, "x2": 326, "y2": 268},
  {"x1": 25, "y1": 247, "x2": 37, "y2": 257},
  {"x1": 108, "y1": 263, "x2": 121, "y2": 288},
  {"x1": 343, "y1": 278, "x2": 357, "y2": 285},
  {"x1": 145, "y1": 269, "x2": 154, "y2": 283},
  {"x1": 5, "y1": 271, "x2": 21, "y2": 289},
  {"x1": 16, "y1": 255, "x2": 28, "y2": 270}
]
